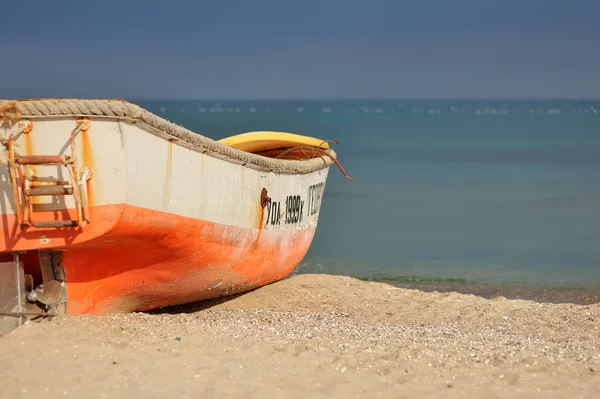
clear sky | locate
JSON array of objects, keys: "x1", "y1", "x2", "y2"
[{"x1": 2, "y1": 0, "x2": 599, "y2": 100}]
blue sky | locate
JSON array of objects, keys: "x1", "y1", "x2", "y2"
[{"x1": 2, "y1": 0, "x2": 599, "y2": 99}]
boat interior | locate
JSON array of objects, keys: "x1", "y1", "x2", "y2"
[{"x1": 218, "y1": 131, "x2": 334, "y2": 160}]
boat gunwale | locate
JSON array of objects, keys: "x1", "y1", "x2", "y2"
[{"x1": 0, "y1": 98, "x2": 336, "y2": 174}]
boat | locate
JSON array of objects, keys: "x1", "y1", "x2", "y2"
[{"x1": 0, "y1": 98, "x2": 354, "y2": 335}]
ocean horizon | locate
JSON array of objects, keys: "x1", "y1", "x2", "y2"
[{"x1": 133, "y1": 99, "x2": 600, "y2": 304}]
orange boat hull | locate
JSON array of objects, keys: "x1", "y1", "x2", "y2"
[{"x1": 1, "y1": 204, "x2": 315, "y2": 315}]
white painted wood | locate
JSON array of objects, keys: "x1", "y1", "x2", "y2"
[{"x1": 0, "y1": 117, "x2": 330, "y2": 231}]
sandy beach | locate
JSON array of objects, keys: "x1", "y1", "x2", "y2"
[{"x1": 1, "y1": 273, "x2": 599, "y2": 398}]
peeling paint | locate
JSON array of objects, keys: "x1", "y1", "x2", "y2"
[{"x1": 206, "y1": 279, "x2": 224, "y2": 290}]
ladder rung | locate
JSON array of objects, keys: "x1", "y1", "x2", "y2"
[
  {"x1": 33, "y1": 220, "x2": 78, "y2": 228},
  {"x1": 25, "y1": 186, "x2": 73, "y2": 196},
  {"x1": 16, "y1": 155, "x2": 71, "y2": 165},
  {"x1": 29, "y1": 180, "x2": 70, "y2": 186}
]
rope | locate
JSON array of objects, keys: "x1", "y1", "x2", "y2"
[
  {"x1": 0, "y1": 99, "x2": 336, "y2": 175},
  {"x1": 274, "y1": 145, "x2": 358, "y2": 181}
]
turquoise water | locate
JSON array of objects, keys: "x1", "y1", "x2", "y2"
[{"x1": 135, "y1": 100, "x2": 600, "y2": 302}]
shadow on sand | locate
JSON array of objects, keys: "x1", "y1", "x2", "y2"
[
  {"x1": 145, "y1": 287, "x2": 263, "y2": 315},
  {"x1": 143, "y1": 273, "x2": 600, "y2": 318}
]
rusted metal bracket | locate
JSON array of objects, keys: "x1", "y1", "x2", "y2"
[
  {"x1": 78, "y1": 166, "x2": 93, "y2": 227},
  {"x1": 18, "y1": 120, "x2": 33, "y2": 134},
  {"x1": 38, "y1": 251, "x2": 65, "y2": 283},
  {"x1": 260, "y1": 188, "x2": 271, "y2": 208},
  {"x1": 31, "y1": 251, "x2": 67, "y2": 315}
]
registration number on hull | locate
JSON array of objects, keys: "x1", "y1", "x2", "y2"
[{"x1": 263, "y1": 182, "x2": 325, "y2": 228}]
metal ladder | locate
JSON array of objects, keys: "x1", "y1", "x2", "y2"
[{"x1": 6, "y1": 118, "x2": 93, "y2": 229}]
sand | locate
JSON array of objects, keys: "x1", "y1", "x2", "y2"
[{"x1": 1, "y1": 273, "x2": 599, "y2": 398}]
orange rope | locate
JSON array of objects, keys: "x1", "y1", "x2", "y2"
[{"x1": 275, "y1": 143, "x2": 357, "y2": 182}]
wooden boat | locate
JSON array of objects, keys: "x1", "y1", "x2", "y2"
[{"x1": 0, "y1": 98, "x2": 353, "y2": 335}]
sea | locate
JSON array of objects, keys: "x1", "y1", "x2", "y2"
[{"x1": 134, "y1": 99, "x2": 600, "y2": 304}]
